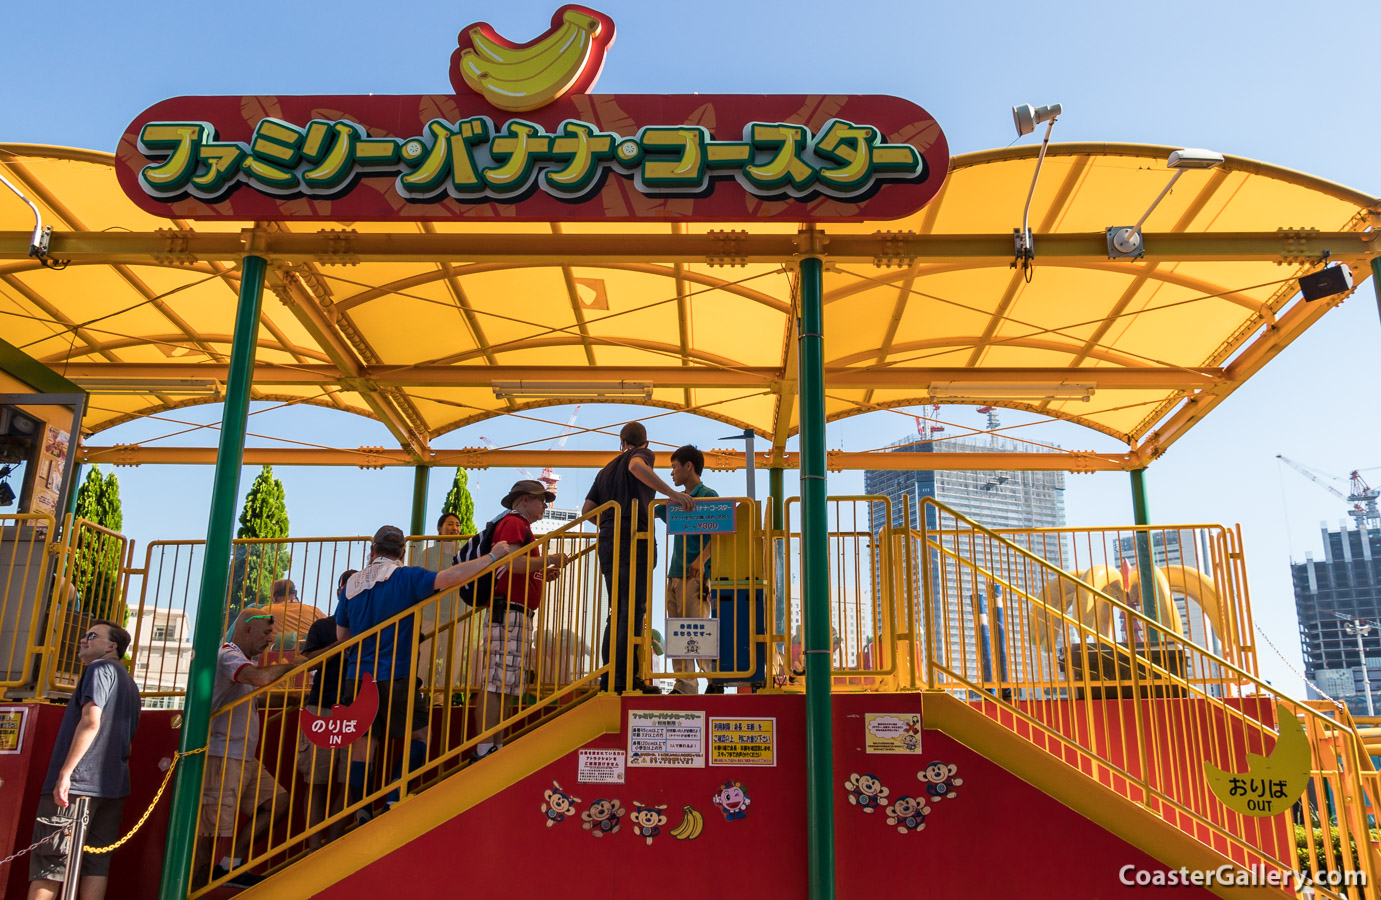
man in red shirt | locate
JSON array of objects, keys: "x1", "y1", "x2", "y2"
[{"x1": 473, "y1": 480, "x2": 568, "y2": 758}]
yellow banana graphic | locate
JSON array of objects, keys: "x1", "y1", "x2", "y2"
[
  {"x1": 458, "y1": 9, "x2": 604, "y2": 112},
  {"x1": 670, "y1": 804, "x2": 704, "y2": 840},
  {"x1": 1203, "y1": 702, "x2": 1311, "y2": 817}
]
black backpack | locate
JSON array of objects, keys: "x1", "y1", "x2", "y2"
[{"x1": 453, "y1": 513, "x2": 512, "y2": 608}]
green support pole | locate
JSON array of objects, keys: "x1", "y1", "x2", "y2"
[
  {"x1": 799, "y1": 256, "x2": 835, "y2": 900},
  {"x1": 410, "y1": 465, "x2": 430, "y2": 536},
  {"x1": 65, "y1": 462, "x2": 82, "y2": 521},
  {"x1": 159, "y1": 255, "x2": 267, "y2": 900},
  {"x1": 1130, "y1": 467, "x2": 1160, "y2": 641},
  {"x1": 769, "y1": 466, "x2": 787, "y2": 647}
]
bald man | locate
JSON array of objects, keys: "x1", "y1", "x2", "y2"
[{"x1": 194, "y1": 607, "x2": 297, "y2": 889}]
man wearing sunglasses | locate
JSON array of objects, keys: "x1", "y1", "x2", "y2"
[{"x1": 27, "y1": 620, "x2": 140, "y2": 900}]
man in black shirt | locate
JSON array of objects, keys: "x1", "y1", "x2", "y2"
[
  {"x1": 28, "y1": 619, "x2": 140, "y2": 900},
  {"x1": 583, "y1": 422, "x2": 693, "y2": 693}
]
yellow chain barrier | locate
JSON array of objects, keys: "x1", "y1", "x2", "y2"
[{"x1": 83, "y1": 746, "x2": 207, "y2": 854}]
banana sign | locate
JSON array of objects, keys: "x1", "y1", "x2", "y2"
[
  {"x1": 115, "y1": 6, "x2": 948, "y2": 222},
  {"x1": 1203, "y1": 702, "x2": 1312, "y2": 817}
]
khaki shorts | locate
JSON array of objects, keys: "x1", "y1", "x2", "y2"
[
  {"x1": 295, "y1": 705, "x2": 351, "y2": 785},
  {"x1": 666, "y1": 575, "x2": 709, "y2": 619},
  {"x1": 199, "y1": 755, "x2": 288, "y2": 837},
  {"x1": 30, "y1": 794, "x2": 124, "y2": 882}
]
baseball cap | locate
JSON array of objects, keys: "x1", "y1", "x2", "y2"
[{"x1": 372, "y1": 524, "x2": 406, "y2": 556}]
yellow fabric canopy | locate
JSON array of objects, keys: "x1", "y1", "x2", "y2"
[{"x1": 1, "y1": 141, "x2": 1375, "y2": 465}]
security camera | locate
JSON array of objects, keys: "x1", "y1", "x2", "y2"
[{"x1": 1166, "y1": 148, "x2": 1225, "y2": 170}]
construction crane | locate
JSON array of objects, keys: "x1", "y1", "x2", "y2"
[
  {"x1": 482, "y1": 405, "x2": 583, "y2": 497},
  {"x1": 1277, "y1": 455, "x2": 1381, "y2": 529},
  {"x1": 915, "y1": 404, "x2": 945, "y2": 441},
  {"x1": 537, "y1": 405, "x2": 582, "y2": 495}
]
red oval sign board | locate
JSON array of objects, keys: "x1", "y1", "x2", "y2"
[
  {"x1": 114, "y1": 7, "x2": 947, "y2": 222},
  {"x1": 116, "y1": 94, "x2": 947, "y2": 223}
]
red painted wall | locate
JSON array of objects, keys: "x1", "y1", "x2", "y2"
[
  {"x1": 321, "y1": 695, "x2": 1221, "y2": 899},
  {"x1": 2, "y1": 703, "x2": 181, "y2": 900}
]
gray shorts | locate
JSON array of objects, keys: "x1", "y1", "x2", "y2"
[{"x1": 29, "y1": 794, "x2": 125, "y2": 882}]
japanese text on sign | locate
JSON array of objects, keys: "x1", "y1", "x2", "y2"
[
  {"x1": 1226, "y1": 776, "x2": 1290, "y2": 815},
  {"x1": 628, "y1": 709, "x2": 705, "y2": 768},
  {"x1": 136, "y1": 116, "x2": 926, "y2": 205},
  {"x1": 665, "y1": 499, "x2": 737, "y2": 536},
  {"x1": 665, "y1": 618, "x2": 719, "y2": 659},
  {"x1": 578, "y1": 749, "x2": 627, "y2": 784},
  {"x1": 864, "y1": 712, "x2": 922, "y2": 755},
  {"x1": 709, "y1": 717, "x2": 776, "y2": 766},
  {"x1": 0, "y1": 708, "x2": 28, "y2": 754}
]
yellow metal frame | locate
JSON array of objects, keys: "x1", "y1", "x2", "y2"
[
  {"x1": 0, "y1": 512, "x2": 56, "y2": 690},
  {"x1": 917, "y1": 498, "x2": 1377, "y2": 898}
]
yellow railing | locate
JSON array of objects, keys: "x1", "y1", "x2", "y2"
[
  {"x1": 916, "y1": 498, "x2": 1375, "y2": 899},
  {"x1": 984, "y1": 522, "x2": 1259, "y2": 676},
  {"x1": 777, "y1": 495, "x2": 908, "y2": 689},
  {"x1": 188, "y1": 502, "x2": 618, "y2": 895},
  {"x1": 39, "y1": 516, "x2": 133, "y2": 694},
  {"x1": 126, "y1": 536, "x2": 374, "y2": 702},
  {"x1": 0, "y1": 512, "x2": 56, "y2": 690},
  {"x1": 644, "y1": 497, "x2": 770, "y2": 690}
]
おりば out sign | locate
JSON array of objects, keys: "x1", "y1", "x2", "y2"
[{"x1": 300, "y1": 673, "x2": 378, "y2": 748}]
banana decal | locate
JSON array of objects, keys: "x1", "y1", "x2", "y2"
[
  {"x1": 450, "y1": 5, "x2": 615, "y2": 112},
  {"x1": 670, "y1": 804, "x2": 704, "y2": 841},
  {"x1": 1203, "y1": 702, "x2": 1312, "y2": 817}
]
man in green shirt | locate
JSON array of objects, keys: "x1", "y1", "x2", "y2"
[{"x1": 654, "y1": 445, "x2": 720, "y2": 695}]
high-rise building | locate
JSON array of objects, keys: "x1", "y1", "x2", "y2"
[
  {"x1": 864, "y1": 434, "x2": 1068, "y2": 685},
  {"x1": 1293, "y1": 521, "x2": 1381, "y2": 717}
]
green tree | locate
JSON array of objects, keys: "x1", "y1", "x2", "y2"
[
  {"x1": 441, "y1": 467, "x2": 477, "y2": 533},
  {"x1": 71, "y1": 466, "x2": 127, "y2": 624},
  {"x1": 229, "y1": 465, "x2": 291, "y2": 617}
]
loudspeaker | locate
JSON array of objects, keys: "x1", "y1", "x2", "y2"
[{"x1": 1299, "y1": 264, "x2": 1354, "y2": 302}]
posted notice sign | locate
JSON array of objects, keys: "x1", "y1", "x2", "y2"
[
  {"x1": 709, "y1": 717, "x2": 776, "y2": 766},
  {"x1": 665, "y1": 617, "x2": 719, "y2": 659},
  {"x1": 0, "y1": 707, "x2": 28, "y2": 754},
  {"x1": 665, "y1": 500, "x2": 736, "y2": 536},
  {"x1": 628, "y1": 709, "x2": 705, "y2": 768},
  {"x1": 865, "y1": 712, "x2": 922, "y2": 754},
  {"x1": 578, "y1": 749, "x2": 627, "y2": 784}
]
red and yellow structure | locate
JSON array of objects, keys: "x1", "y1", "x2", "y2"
[{"x1": 1, "y1": 5, "x2": 1380, "y2": 898}]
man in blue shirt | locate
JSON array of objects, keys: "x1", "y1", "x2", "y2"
[
  {"x1": 335, "y1": 525, "x2": 512, "y2": 813},
  {"x1": 654, "y1": 446, "x2": 720, "y2": 695}
]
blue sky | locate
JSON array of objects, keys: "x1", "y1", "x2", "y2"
[{"x1": 4, "y1": 0, "x2": 1379, "y2": 692}]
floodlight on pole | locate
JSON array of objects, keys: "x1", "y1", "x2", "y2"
[
  {"x1": 1336, "y1": 613, "x2": 1376, "y2": 716},
  {"x1": 1010, "y1": 102, "x2": 1063, "y2": 279},
  {"x1": 1107, "y1": 149, "x2": 1225, "y2": 259}
]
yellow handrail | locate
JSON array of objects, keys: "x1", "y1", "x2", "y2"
[{"x1": 188, "y1": 501, "x2": 619, "y2": 896}]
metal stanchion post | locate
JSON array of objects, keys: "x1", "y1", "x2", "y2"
[{"x1": 61, "y1": 796, "x2": 91, "y2": 898}]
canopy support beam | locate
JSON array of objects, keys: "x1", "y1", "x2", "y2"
[
  {"x1": 799, "y1": 252, "x2": 835, "y2": 900},
  {"x1": 159, "y1": 255, "x2": 267, "y2": 900}
]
